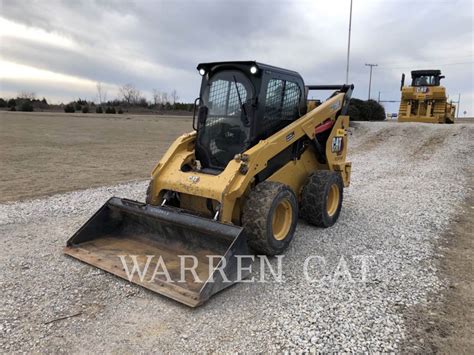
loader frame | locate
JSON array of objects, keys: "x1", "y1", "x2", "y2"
[{"x1": 148, "y1": 86, "x2": 352, "y2": 224}]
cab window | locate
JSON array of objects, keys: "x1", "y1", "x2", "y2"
[
  {"x1": 197, "y1": 70, "x2": 253, "y2": 169},
  {"x1": 262, "y1": 79, "x2": 301, "y2": 134},
  {"x1": 413, "y1": 75, "x2": 436, "y2": 86}
]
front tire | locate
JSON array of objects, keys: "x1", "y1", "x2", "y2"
[
  {"x1": 242, "y1": 182, "x2": 298, "y2": 256},
  {"x1": 300, "y1": 171, "x2": 343, "y2": 227}
]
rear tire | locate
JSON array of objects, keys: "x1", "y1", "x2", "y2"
[
  {"x1": 300, "y1": 171, "x2": 343, "y2": 228},
  {"x1": 242, "y1": 182, "x2": 298, "y2": 256}
]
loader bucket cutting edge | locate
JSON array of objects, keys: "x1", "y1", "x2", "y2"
[{"x1": 64, "y1": 197, "x2": 252, "y2": 307}]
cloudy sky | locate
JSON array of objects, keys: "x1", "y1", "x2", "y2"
[{"x1": 0, "y1": 0, "x2": 473, "y2": 114}]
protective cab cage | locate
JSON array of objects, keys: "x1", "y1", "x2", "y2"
[
  {"x1": 193, "y1": 61, "x2": 352, "y2": 173},
  {"x1": 401, "y1": 69, "x2": 445, "y2": 88}
]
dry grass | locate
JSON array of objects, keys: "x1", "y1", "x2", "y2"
[{"x1": 0, "y1": 111, "x2": 192, "y2": 202}]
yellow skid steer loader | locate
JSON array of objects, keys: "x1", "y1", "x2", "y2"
[{"x1": 65, "y1": 61, "x2": 353, "y2": 307}]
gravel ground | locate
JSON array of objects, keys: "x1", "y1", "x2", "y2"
[{"x1": 1, "y1": 121, "x2": 472, "y2": 352}]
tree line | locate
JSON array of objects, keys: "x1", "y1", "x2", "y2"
[
  {"x1": 1, "y1": 85, "x2": 387, "y2": 120},
  {"x1": 0, "y1": 83, "x2": 194, "y2": 114},
  {"x1": 0, "y1": 92, "x2": 49, "y2": 112}
]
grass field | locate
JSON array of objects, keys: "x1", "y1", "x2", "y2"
[{"x1": 0, "y1": 111, "x2": 192, "y2": 202}]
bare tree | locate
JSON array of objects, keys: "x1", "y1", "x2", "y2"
[
  {"x1": 152, "y1": 89, "x2": 161, "y2": 106},
  {"x1": 96, "y1": 82, "x2": 107, "y2": 104},
  {"x1": 18, "y1": 91, "x2": 36, "y2": 100},
  {"x1": 119, "y1": 83, "x2": 141, "y2": 105},
  {"x1": 170, "y1": 89, "x2": 179, "y2": 104},
  {"x1": 161, "y1": 92, "x2": 169, "y2": 105}
]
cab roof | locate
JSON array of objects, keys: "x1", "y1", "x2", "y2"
[
  {"x1": 196, "y1": 61, "x2": 303, "y2": 80},
  {"x1": 411, "y1": 69, "x2": 442, "y2": 77}
]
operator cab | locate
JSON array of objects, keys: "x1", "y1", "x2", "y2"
[
  {"x1": 411, "y1": 69, "x2": 444, "y2": 87},
  {"x1": 194, "y1": 61, "x2": 306, "y2": 172}
]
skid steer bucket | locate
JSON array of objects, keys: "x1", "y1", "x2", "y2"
[{"x1": 64, "y1": 197, "x2": 251, "y2": 307}]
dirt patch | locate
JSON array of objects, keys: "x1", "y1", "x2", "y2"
[
  {"x1": 401, "y1": 180, "x2": 474, "y2": 352},
  {"x1": 454, "y1": 117, "x2": 474, "y2": 124},
  {"x1": 0, "y1": 111, "x2": 192, "y2": 202}
]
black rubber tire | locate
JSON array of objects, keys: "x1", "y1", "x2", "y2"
[
  {"x1": 300, "y1": 171, "x2": 344, "y2": 228},
  {"x1": 242, "y1": 181, "x2": 298, "y2": 256}
]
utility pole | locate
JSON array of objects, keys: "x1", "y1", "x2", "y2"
[
  {"x1": 345, "y1": 0, "x2": 353, "y2": 84},
  {"x1": 377, "y1": 91, "x2": 381, "y2": 102},
  {"x1": 365, "y1": 63, "x2": 378, "y2": 100},
  {"x1": 457, "y1": 93, "x2": 461, "y2": 118}
]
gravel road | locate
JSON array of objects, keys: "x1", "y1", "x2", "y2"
[{"x1": 1, "y1": 121, "x2": 472, "y2": 352}]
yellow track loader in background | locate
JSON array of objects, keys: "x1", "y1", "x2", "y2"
[
  {"x1": 65, "y1": 61, "x2": 354, "y2": 307},
  {"x1": 398, "y1": 69, "x2": 455, "y2": 124}
]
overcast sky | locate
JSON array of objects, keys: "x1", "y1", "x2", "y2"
[{"x1": 0, "y1": 0, "x2": 473, "y2": 115}]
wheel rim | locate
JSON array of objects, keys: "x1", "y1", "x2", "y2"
[
  {"x1": 272, "y1": 199, "x2": 292, "y2": 241},
  {"x1": 326, "y1": 184, "x2": 340, "y2": 217}
]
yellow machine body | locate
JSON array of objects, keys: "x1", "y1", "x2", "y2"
[
  {"x1": 398, "y1": 69, "x2": 455, "y2": 124},
  {"x1": 65, "y1": 61, "x2": 353, "y2": 307},
  {"x1": 147, "y1": 93, "x2": 351, "y2": 225}
]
